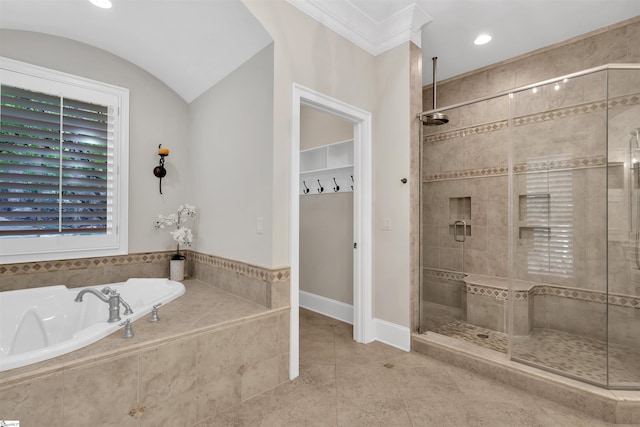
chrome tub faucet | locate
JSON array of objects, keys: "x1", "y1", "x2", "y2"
[{"x1": 74, "y1": 286, "x2": 133, "y2": 323}]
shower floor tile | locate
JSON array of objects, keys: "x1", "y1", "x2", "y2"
[{"x1": 423, "y1": 306, "x2": 640, "y2": 386}]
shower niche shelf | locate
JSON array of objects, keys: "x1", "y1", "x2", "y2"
[
  {"x1": 300, "y1": 139, "x2": 353, "y2": 195},
  {"x1": 518, "y1": 193, "x2": 551, "y2": 239},
  {"x1": 449, "y1": 197, "x2": 471, "y2": 222}
]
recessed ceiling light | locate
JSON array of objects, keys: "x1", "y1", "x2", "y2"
[
  {"x1": 89, "y1": 0, "x2": 112, "y2": 9},
  {"x1": 474, "y1": 34, "x2": 492, "y2": 45}
]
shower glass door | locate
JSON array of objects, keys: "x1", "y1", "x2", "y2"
[
  {"x1": 420, "y1": 93, "x2": 511, "y2": 354},
  {"x1": 509, "y1": 70, "x2": 609, "y2": 386},
  {"x1": 606, "y1": 68, "x2": 640, "y2": 388}
]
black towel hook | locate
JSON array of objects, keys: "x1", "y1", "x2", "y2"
[
  {"x1": 317, "y1": 179, "x2": 324, "y2": 193},
  {"x1": 302, "y1": 180, "x2": 310, "y2": 194},
  {"x1": 333, "y1": 177, "x2": 340, "y2": 192},
  {"x1": 350, "y1": 175, "x2": 354, "y2": 190}
]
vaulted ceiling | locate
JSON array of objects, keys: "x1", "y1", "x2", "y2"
[{"x1": 2, "y1": 0, "x2": 638, "y2": 103}]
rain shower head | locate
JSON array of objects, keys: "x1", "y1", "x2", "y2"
[
  {"x1": 422, "y1": 112, "x2": 449, "y2": 126},
  {"x1": 422, "y1": 57, "x2": 449, "y2": 126}
]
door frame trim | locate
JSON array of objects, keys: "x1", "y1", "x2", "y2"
[{"x1": 290, "y1": 83, "x2": 373, "y2": 379}]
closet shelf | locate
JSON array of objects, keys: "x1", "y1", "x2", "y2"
[{"x1": 301, "y1": 165, "x2": 353, "y2": 176}]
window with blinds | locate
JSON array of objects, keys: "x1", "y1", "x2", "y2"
[
  {"x1": 0, "y1": 57, "x2": 129, "y2": 263},
  {"x1": 522, "y1": 156, "x2": 574, "y2": 279},
  {"x1": 0, "y1": 85, "x2": 111, "y2": 237}
]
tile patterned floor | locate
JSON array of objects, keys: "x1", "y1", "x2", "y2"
[
  {"x1": 197, "y1": 309, "x2": 636, "y2": 426},
  {"x1": 423, "y1": 304, "x2": 640, "y2": 386}
]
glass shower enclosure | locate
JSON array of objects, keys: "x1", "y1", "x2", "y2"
[{"x1": 419, "y1": 64, "x2": 640, "y2": 389}]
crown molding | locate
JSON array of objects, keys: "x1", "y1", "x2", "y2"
[{"x1": 287, "y1": 0, "x2": 431, "y2": 56}]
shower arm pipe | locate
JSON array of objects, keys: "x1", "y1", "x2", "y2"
[
  {"x1": 432, "y1": 56, "x2": 438, "y2": 109},
  {"x1": 417, "y1": 63, "x2": 640, "y2": 120}
]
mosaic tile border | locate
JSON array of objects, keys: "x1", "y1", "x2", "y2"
[
  {"x1": 0, "y1": 251, "x2": 291, "y2": 284},
  {"x1": 513, "y1": 155, "x2": 606, "y2": 174},
  {"x1": 423, "y1": 165, "x2": 509, "y2": 181},
  {"x1": 0, "y1": 252, "x2": 172, "y2": 276},
  {"x1": 423, "y1": 155, "x2": 605, "y2": 182},
  {"x1": 421, "y1": 268, "x2": 466, "y2": 282},
  {"x1": 188, "y1": 251, "x2": 290, "y2": 283},
  {"x1": 422, "y1": 268, "x2": 640, "y2": 308},
  {"x1": 463, "y1": 283, "x2": 531, "y2": 301},
  {"x1": 423, "y1": 120, "x2": 508, "y2": 144}
]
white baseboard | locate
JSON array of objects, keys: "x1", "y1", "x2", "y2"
[
  {"x1": 299, "y1": 291, "x2": 353, "y2": 324},
  {"x1": 373, "y1": 317, "x2": 410, "y2": 351},
  {"x1": 298, "y1": 291, "x2": 410, "y2": 351}
]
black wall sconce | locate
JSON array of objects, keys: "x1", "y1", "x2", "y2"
[{"x1": 153, "y1": 144, "x2": 169, "y2": 194}]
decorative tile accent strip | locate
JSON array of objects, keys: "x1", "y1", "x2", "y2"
[
  {"x1": 512, "y1": 102, "x2": 608, "y2": 127},
  {"x1": 188, "y1": 251, "x2": 290, "y2": 283},
  {"x1": 463, "y1": 283, "x2": 531, "y2": 301},
  {"x1": 464, "y1": 278, "x2": 639, "y2": 309},
  {"x1": 424, "y1": 165, "x2": 509, "y2": 182},
  {"x1": 422, "y1": 268, "x2": 466, "y2": 282},
  {"x1": 533, "y1": 284, "x2": 640, "y2": 309},
  {"x1": 513, "y1": 94, "x2": 640, "y2": 127},
  {"x1": 423, "y1": 155, "x2": 605, "y2": 182},
  {"x1": 0, "y1": 252, "x2": 173, "y2": 276},
  {"x1": 423, "y1": 120, "x2": 508, "y2": 144},
  {"x1": 422, "y1": 268, "x2": 639, "y2": 308},
  {"x1": 0, "y1": 251, "x2": 291, "y2": 284},
  {"x1": 464, "y1": 283, "x2": 510, "y2": 300},
  {"x1": 513, "y1": 155, "x2": 606, "y2": 174}
]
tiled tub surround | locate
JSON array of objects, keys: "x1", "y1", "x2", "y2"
[
  {"x1": 0, "y1": 252, "x2": 174, "y2": 292},
  {"x1": 188, "y1": 251, "x2": 290, "y2": 309},
  {"x1": 0, "y1": 250, "x2": 290, "y2": 310},
  {"x1": 0, "y1": 279, "x2": 290, "y2": 426}
]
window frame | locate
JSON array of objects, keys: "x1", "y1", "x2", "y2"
[{"x1": 0, "y1": 57, "x2": 129, "y2": 263}]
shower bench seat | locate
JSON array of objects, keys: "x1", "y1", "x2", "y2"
[{"x1": 462, "y1": 274, "x2": 536, "y2": 336}]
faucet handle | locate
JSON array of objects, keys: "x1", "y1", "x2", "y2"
[
  {"x1": 119, "y1": 319, "x2": 134, "y2": 339},
  {"x1": 101, "y1": 286, "x2": 117, "y2": 295},
  {"x1": 148, "y1": 303, "x2": 162, "y2": 322}
]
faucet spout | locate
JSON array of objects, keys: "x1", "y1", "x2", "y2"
[
  {"x1": 74, "y1": 287, "x2": 123, "y2": 322},
  {"x1": 74, "y1": 288, "x2": 110, "y2": 303}
]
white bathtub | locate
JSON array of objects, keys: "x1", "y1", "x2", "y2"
[{"x1": 0, "y1": 278, "x2": 185, "y2": 372}]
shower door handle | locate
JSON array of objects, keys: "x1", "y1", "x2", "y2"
[{"x1": 453, "y1": 220, "x2": 466, "y2": 243}]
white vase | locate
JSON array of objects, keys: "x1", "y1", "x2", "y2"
[{"x1": 170, "y1": 259, "x2": 185, "y2": 281}]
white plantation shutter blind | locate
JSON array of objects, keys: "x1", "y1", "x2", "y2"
[
  {"x1": 0, "y1": 57, "x2": 128, "y2": 263},
  {"x1": 524, "y1": 156, "x2": 574, "y2": 279},
  {"x1": 0, "y1": 85, "x2": 112, "y2": 236}
]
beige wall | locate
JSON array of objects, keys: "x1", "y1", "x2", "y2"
[
  {"x1": 244, "y1": 1, "x2": 415, "y2": 327},
  {"x1": 0, "y1": 30, "x2": 190, "y2": 254},
  {"x1": 300, "y1": 106, "x2": 353, "y2": 304},
  {"x1": 242, "y1": 0, "x2": 376, "y2": 270},
  {"x1": 300, "y1": 193, "x2": 354, "y2": 304},
  {"x1": 372, "y1": 44, "x2": 412, "y2": 326},
  {"x1": 300, "y1": 105, "x2": 352, "y2": 150},
  {"x1": 189, "y1": 44, "x2": 274, "y2": 267}
]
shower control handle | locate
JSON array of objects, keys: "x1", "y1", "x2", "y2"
[{"x1": 453, "y1": 220, "x2": 466, "y2": 243}]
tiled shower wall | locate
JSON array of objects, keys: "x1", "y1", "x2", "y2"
[{"x1": 421, "y1": 66, "x2": 640, "y2": 346}]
